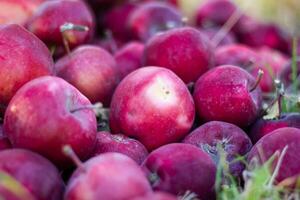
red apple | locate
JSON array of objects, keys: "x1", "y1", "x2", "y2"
[
  {"x1": 0, "y1": 0, "x2": 45, "y2": 25},
  {"x1": 109, "y1": 67, "x2": 195, "y2": 151},
  {"x1": 114, "y1": 41, "x2": 145, "y2": 80},
  {"x1": 55, "y1": 45, "x2": 119, "y2": 106},
  {"x1": 142, "y1": 143, "x2": 216, "y2": 199},
  {"x1": 0, "y1": 24, "x2": 54, "y2": 107},
  {"x1": 26, "y1": 0, "x2": 95, "y2": 48},
  {"x1": 235, "y1": 16, "x2": 289, "y2": 52},
  {"x1": 196, "y1": 0, "x2": 237, "y2": 28},
  {"x1": 248, "y1": 127, "x2": 300, "y2": 186},
  {"x1": 0, "y1": 149, "x2": 64, "y2": 200},
  {"x1": 183, "y1": 121, "x2": 252, "y2": 177},
  {"x1": 249, "y1": 113, "x2": 300, "y2": 143},
  {"x1": 3, "y1": 76, "x2": 97, "y2": 168},
  {"x1": 65, "y1": 152, "x2": 152, "y2": 200},
  {"x1": 143, "y1": 27, "x2": 214, "y2": 83},
  {"x1": 127, "y1": 2, "x2": 182, "y2": 42},
  {"x1": 193, "y1": 65, "x2": 262, "y2": 127},
  {"x1": 133, "y1": 192, "x2": 177, "y2": 200},
  {"x1": 94, "y1": 131, "x2": 148, "y2": 165}
]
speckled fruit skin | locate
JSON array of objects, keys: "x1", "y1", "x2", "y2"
[
  {"x1": 65, "y1": 153, "x2": 152, "y2": 200},
  {"x1": 249, "y1": 113, "x2": 300, "y2": 144},
  {"x1": 248, "y1": 128, "x2": 300, "y2": 186},
  {"x1": 94, "y1": 131, "x2": 148, "y2": 165},
  {"x1": 216, "y1": 45, "x2": 288, "y2": 92},
  {"x1": 109, "y1": 67, "x2": 195, "y2": 151},
  {"x1": 183, "y1": 121, "x2": 252, "y2": 177},
  {"x1": 3, "y1": 76, "x2": 97, "y2": 168},
  {"x1": 0, "y1": 0, "x2": 45, "y2": 25},
  {"x1": 196, "y1": 0, "x2": 237, "y2": 28},
  {"x1": 133, "y1": 192, "x2": 177, "y2": 200},
  {"x1": 144, "y1": 27, "x2": 214, "y2": 83},
  {"x1": 114, "y1": 41, "x2": 145, "y2": 80},
  {"x1": 127, "y1": 2, "x2": 182, "y2": 42},
  {"x1": 0, "y1": 24, "x2": 54, "y2": 107},
  {"x1": 55, "y1": 45, "x2": 119, "y2": 106},
  {"x1": 193, "y1": 65, "x2": 262, "y2": 127},
  {"x1": 0, "y1": 149, "x2": 64, "y2": 200},
  {"x1": 0, "y1": 125, "x2": 11, "y2": 151},
  {"x1": 142, "y1": 143, "x2": 216, "y2": 199},
  {"x1": 26, "y1": 0, "x2": 95, "y2": 48}
]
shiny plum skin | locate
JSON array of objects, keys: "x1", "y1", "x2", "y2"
[
  {"x1": 26, "y1": 0, "x2": 95, "y2": 48},
  {"x1": 142, "y1": 143, "x2": 216, "y2": 199},
  {"x1": 249, "y1": 113, "x2": 300, "y2": 144},
  {"x1": 114, "y1": 41, "x2": 145, "y2": 80},
  {"x1": 248, "y1": 128, "x2": 300, "y2": 186},
  {"x1": 94, "y1": 131, "x2": 148, "y2": 165},
  {"x1": 0, "y1": 125, "x2": 11, "y2": 151},
  {"x1": 3, "y1": 76, "x2": 97, "y2": 168},
  {"x1": 127, "y1": 2, "x2": 182, "y2": 42},
  {"x1": 132, "y1": 192, "x2": 177, "y2": 200},
  {"x1": 183, "y1": 121, "x2": 252, "y2": 177},
  {"x1": 0, "y1": 24, "x2": 54, "y2": 106},
  {"x1": 0, "y1": 0, "x2": 45, "y2": 25},
  {"x1": 193, "y1": 65, "x2": 262, "y2": 127},
  {"x1": 65, "y1": 153, "x2": 152, "y2": 200},
  {"x1": 55, "y1": 45, "x2": 119, "y2": 106},
  {"x1": 104, "y1": 3, "x2": 138, "y2": 42},
  {"x1": 144, "y1": 27, "x2": 214, "y2": 83},
  {"x1": 0, "y1": 149, "x2": 64, "y2": 200},
  {"x1": 109, "y1": 67, "x2": 195, "y2": 151}
]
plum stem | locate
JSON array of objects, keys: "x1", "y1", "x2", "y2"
[
  {"x1": 60, "y1": 23, "x2": 89, "y2": 55},
  {"x1": 267, "y1": 145, "x2": 288, "y2": 188},
  {"x1": 274, "y1": 79, "x2": 285, "y2": 117},
  {"x1": 250, "y1": 69, "x2": 264, "y2": 92},
  {"x1": 63, "y1": 145, "x2": 85, "y2": 170}
]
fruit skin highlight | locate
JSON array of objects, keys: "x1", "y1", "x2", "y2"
[
  {"x1": 109, "y1": 67, "x2": 195, "y2": 151},
  {"x1": 55, "y1": 45, "x2": 119, "y2": 106},
  {"x1": 3, "y1": 76, "x2": 97, "y2": 168},
  {"x1": 65, "y1": 152, "x2": 152, "y2": 200},
  {"x1": 193, "y1": 65, "x2": 262, "y2": 127},
  {"x1": 143, "y1": 27, "x2": 214, "y2": 83}
]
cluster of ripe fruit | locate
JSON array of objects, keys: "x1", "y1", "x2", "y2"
[{"x1": 0, "y1": 0, "x2": 299, "y2": 199}]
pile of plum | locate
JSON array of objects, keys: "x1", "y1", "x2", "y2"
[{"x1": 0, "y1": 0, "x2": 299, "y2": 199}]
